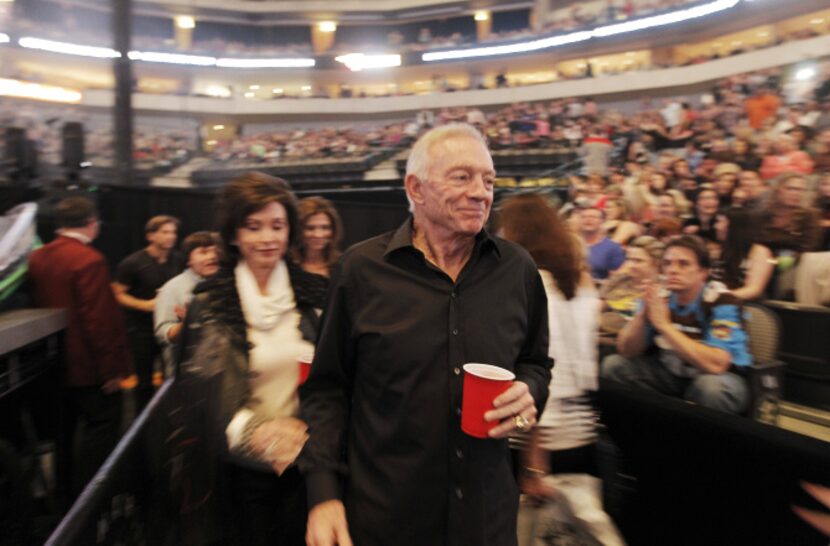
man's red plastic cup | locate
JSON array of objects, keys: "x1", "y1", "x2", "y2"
[
  {"x1": 298, "y1": 353, "x2": 314, "y2": 386},
  {"x1": 461, "y1": 363, "x2": 515, "y2": 439}
]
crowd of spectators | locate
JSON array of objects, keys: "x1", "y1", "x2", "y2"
[
  {"x1": 537, "y1": 64, "x2": 830, "y2": 308},
  {"x1": 207, "y1": 123, "x2": 415, "y2": 166}
]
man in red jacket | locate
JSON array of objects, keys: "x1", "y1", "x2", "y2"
[{"x1": 28, "y1": 197, "x2": 131, "y2": 500}]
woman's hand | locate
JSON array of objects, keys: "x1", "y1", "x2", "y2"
[
  {"x1": 251, "y1": 417, "x2": 309, "y2": 475},
  {"x1": 520, "y1": 470, "x2": 558, "y2": 506}
]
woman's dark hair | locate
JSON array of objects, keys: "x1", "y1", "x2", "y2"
[
  {"x1": 665, "y1": 235, "x2": 710, "y2": 269},
  {"x1": 721, "y1": 209, "x2": 758, "y2": 289},
  {"x1": 217, "y1": 172, "x2": 296, "y2": 265},
  {"x1": 648, "y1": 216, "x2": 683, "y2": 240},
  {"x1": 291, "y1": 196, "x2": 343, "y2": 267},
  {"x1": 497, "y1": 193, "x2": 582, "y2": 300},
  {"x1": 181, "y1": 231, "x2": 221, "y2": 260}
]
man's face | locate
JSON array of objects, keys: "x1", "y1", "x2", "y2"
[
  {"x1": 579, "y1": 208, "x2": 604, "y2": 234},
  {"x1": 412, "y1": 135, "x2": 495, "y2": 237},
  {"x1": 148, "y1": 222, "x2": 177, "y2": 250},
  {"x1": 189, "y1": 245, "x2": 219, "y2": 278},
  {"x1": 779, "y1": 177, "x2": 807, "y2": 208},
  {"x1": 661, "y1": 246, "x2": 707, "y2": 295},
  {"x1": 738, "y1": 171, "x2": 764, "y2": 199}
]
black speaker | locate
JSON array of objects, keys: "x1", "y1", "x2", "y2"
[
  {"x1": 5, "y1": 126, "x2": 26, "y2": 171},
  {"x1": 62, "y1": 122, "x2": 85, "y2": 170}
]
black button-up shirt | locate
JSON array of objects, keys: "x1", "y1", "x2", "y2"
[{"x1": 300, "y1": 219, "x2": 552, "y2": 546}]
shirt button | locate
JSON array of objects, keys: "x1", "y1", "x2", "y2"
[
  {"x1": 456, "y1": 407, "x2": 462, "y2": 416},
  {"x1": 455, "y1": 487, "x2": 464, "y2": 499},
  {"x1": 453, "y1": 367, "x2": 461, "y2": 376},
  {"x1": 452, "y1": 328, "x2": 459, "y2": 336},
  {"x1": 456, "y1": 448, "x2": 463, "y2": 459},
  {"x1": 451, "y1": 291, "x2": 457, "y2": 298}
]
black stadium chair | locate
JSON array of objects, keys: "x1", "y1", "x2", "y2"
[{"x1": 761, "y1": 300, "x2": 830, "y2": 411}]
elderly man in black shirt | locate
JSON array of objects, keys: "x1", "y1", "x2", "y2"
[{"x1": 300, "y1": 123, "x2": 553, "y2": 546}]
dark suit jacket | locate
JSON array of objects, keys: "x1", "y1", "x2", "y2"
[{"x1": 28, "y1": 235, "x2": 132, "y2": 387}]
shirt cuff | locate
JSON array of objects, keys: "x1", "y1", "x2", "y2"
[
  {"x1": 306, "y1": 471, "x2": 343, "y2": 510},
  {"x1": 225, "y1": 408, "x2": 255, "y2": 450}
]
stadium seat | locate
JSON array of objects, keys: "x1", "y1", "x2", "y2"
[{"x1": 742, "y1": 303, "x2": 786, "y2": 424}]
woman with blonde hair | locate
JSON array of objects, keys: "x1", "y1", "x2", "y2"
[
  {"x1": 291, "y1": 196, "x2": 343, "y2": 278},
  {"x1": 603, "y1": 198, "x2": 642, "y2": 246}
]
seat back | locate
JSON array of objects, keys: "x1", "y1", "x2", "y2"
[
  {"x1": 742, "y1": 303, "x2": 785, "y2": 424},
  {"x1": 743, "y1": 303, "x2": 781, "y2": 364}
]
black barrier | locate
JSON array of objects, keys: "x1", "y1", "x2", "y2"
[
  {"x1": 598, "y1": 379, "x2": 830, "y2": 546},
  {"x1": 46, "y1": 374, "x2": 226, "y2": 546},
  {"x1": 45, "y1": 381, "x2": 177, "y2": 546},
  {"x1": 45, "y1": 367, "x2": 237, "y2": 546}
]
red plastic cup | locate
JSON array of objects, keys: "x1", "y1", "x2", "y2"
[
  {"x1": 461, "y1": 363, "x2": 515, "y2": 439},
  {"x1": 297, "y1": 353, "x2": 314, "y2": 386}
]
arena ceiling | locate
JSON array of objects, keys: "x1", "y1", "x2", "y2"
[{"x1": 59, "y1": 0, "x2": 533, "y2": 23}]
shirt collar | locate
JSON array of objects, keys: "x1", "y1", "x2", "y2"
[
  {"x1": 669, "y1": 284, "x2": 705, "y2": 316},
  {"x1": 59, "y1": 230, "x2": 92, "y2": 245},
  {"x1": 383, "y1": 217, "x2": 500, "y2": 259},
  {"x1": 184, "y1": 268, "x2": 205, "y2": 282}
]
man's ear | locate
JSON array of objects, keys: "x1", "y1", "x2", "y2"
[{"x1": 405, "y1": 173, "x2": 426, "y2": 207}]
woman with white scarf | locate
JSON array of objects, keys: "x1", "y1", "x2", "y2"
[{"x1": 179, "y1": 172, "x2": 328, "y2": 545}]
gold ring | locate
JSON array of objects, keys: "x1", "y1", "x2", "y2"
[{"x1": 514, "y1": 414, "x2": 531, "y2": 432}]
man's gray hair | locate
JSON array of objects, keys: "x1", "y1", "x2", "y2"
[
  {"x1": 404, "y1": 123, "x2": 488, "y2": 212},
  {"x1": 406, "y1": 123, "x2": 488, "y2": 181}
]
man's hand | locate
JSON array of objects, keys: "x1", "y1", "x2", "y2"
[
  {"x1": 174, "y1": 304, "x2": 187, "y2": 321},
  {"x1": 793, "y1": 482, "x2": 830, "y2": 538},
  {"x1": 643, "y1": 281, "x2": 672, "y2": 332},
  {"x1": 101, "y1": 377, "x2": 123, "y2": 394},
  {"x1": 484, "y1": 381, "x2": 537, "y2": 438},
  {"x1": 306, "y1": 500, "x2": 353, "y2": 546}
]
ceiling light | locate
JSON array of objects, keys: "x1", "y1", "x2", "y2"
[
  {"x1": 424, "y1": 30, "x2": 592, "y2": 61},
  {"x1": 318, "y1": 21, "x2": 337, "y2": 33},
  {"x1": 19, "y1": 37, "x2": 120, "y2": 58},
  {"x1": 301, "y1": 85, "x2": 311, "y2": 91},
  {"x1": 212, "y1": 125, "x2": 225, "y2": 130},
  {"x1": 249, "y1": 85, "x2": 260, "y2": 90},
  {"x1": 0, "y1": 78, "x2": 81, "y2": 103},
  {"x1": 474, "y1": 11, "x2": 490, "y2": 22},
  {"x1": 335, "y1": 53, "x2": 401, "y2": 71},
  {"x1": 796, "y1": 67, "x2": 816, "y2": 81},
  {"x1": 592, "y1": 0, "x2": 740, "y2": 37},
  {"x1": 215, "y1": 58, "x2": 315, "y2": 68},
  {"x1": 244, "y1": 92, "x2": 255, "y2": 98},
  {"x1": 205, "y1": 85, "x2": 230, "y2": 97},
  {"x1": 272, "y1": 88, "x2": 283, "y2": 93},
  {"x1": 0, "y1": 33, "x2": 8, "y2": 43},
  {"x1": 810, "y1": 18, "x2": 825, "y2": 25},
  {"x1": 175, "y1": 16, "x2": 195, "y2": 30},
  {"x1": 128, "y1": 51, "x2": 216, "y2": 66}
]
